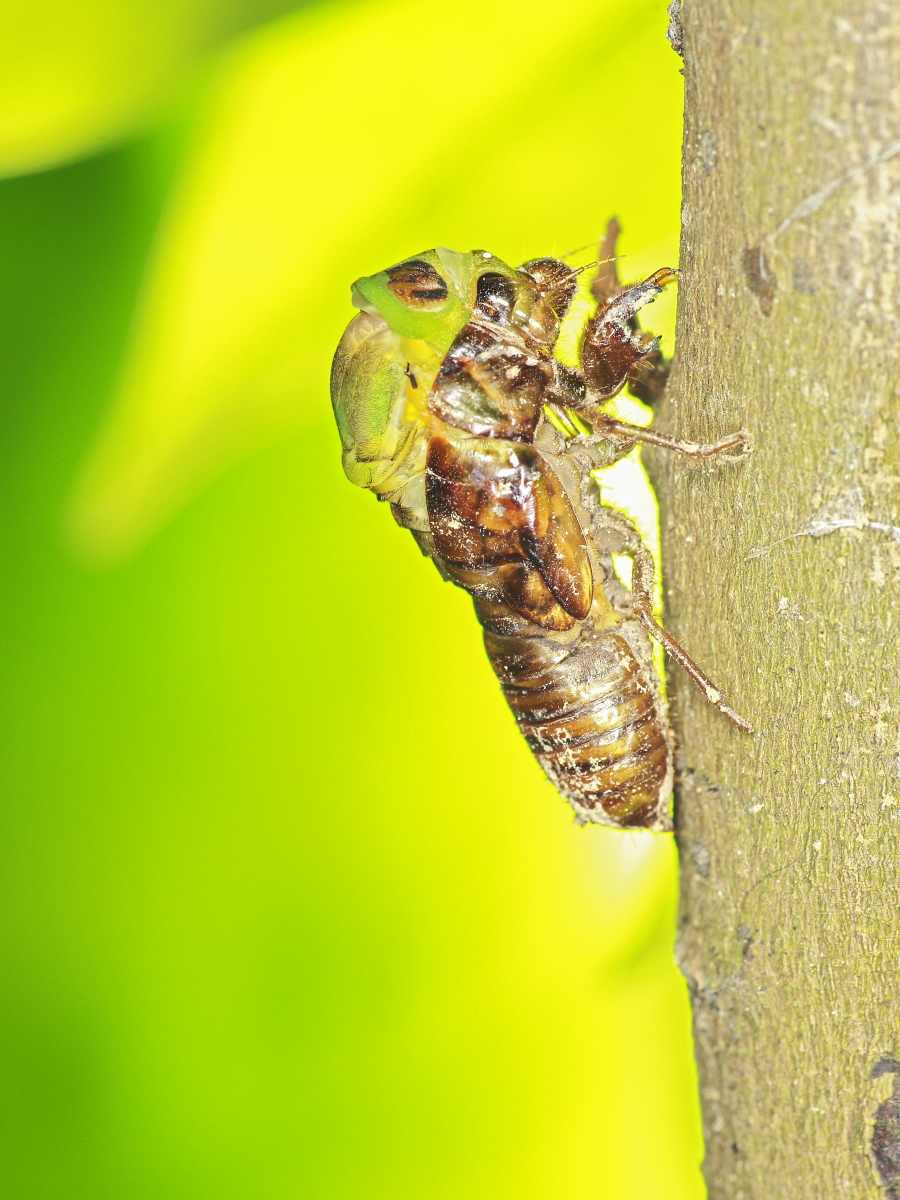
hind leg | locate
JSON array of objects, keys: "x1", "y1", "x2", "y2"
[
  {"x1": 596, "y1": 506, "x2": 753, "y2": 733},
  {"x1": 590, "y1": 413, "x2": 750, "y2": 459}
]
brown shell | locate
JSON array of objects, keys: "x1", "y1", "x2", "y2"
[
  {"x1": 427, "y1": 322, "x2": 554, "y2": 441},
  {"x1": 425, "y1": 434, "x2": 593, "y2": 628},
  {"x1": 481, "y1": 613, "x2": 670, "y2": 828},
  {"x1": 335, "y1": 237, "x2": 684, "y2": 829}
]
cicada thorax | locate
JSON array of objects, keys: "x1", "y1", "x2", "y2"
[{"x1": 420, "y1": 273, "x2": 671, "y2": 830}]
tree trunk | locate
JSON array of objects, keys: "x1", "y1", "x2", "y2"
[{"x1": 652, "y1": 2, "x2": 900, "y2": 1197}]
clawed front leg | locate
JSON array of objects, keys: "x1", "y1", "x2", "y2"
[
  {"x1": 581, "y1": 213, "x2": 678, "y2": 403},
  {"x1": 630, "y1": 554, "x2": 754, "y2": 733},
  {"x1": 588, "y1": 219, "x2": 671, "y2": 404}
]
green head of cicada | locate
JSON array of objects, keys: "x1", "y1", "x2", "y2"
[
  {"x1": 350, "y1": 248, "x2": 531, "y2": 354},
  {"x1": 351, "y1": 249, "x2": 470, "y2": 354},
  {"x1": 332, "y1": 248, "x2": 528, "y2": 495}
]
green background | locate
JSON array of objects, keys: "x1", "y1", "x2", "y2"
[{"x1": 0, "y1": 0, "x2": 703, "y2": 1195}]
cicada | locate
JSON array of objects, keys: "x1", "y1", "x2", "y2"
[{"x1": 331, "y1": 222, "x2": 750, "y2": 830}]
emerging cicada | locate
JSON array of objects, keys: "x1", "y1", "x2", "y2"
[{"x1": 331, "y1": 223, "x2": 750, "y2": 830}]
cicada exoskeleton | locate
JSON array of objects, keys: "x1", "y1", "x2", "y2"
[{"x1": 331, "y1": 228, "x2": 750, "y2": 830}]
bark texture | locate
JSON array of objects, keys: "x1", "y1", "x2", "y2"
[{"x1": 653, "y1": 2, "x2": 900, "y2": 1197}]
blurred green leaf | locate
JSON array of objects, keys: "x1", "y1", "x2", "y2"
[
  {"x1": 0, "y1": 6, "x2": 706, "y2": 1193},
  {"x1": 0, "y1": 0, "x2": 312, "y2": 177},
  {"x1": 67, "y1": 0, "x2": 683, "y2": 561}
]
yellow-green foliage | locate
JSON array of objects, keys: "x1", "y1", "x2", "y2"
[{"x1": 0, "y1": 1, "x2": 703, "y2": 1196}]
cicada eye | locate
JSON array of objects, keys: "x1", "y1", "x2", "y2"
[
  {"x1": 386, "y1": 260, "x2": 450, "y2": 309},
  {"x1": 475, "y1": 272, "x2": 518, "y2": 325}
]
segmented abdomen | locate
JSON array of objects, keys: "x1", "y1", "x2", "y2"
[{"x1": 478, "y1": 605, "x2": 671, "y2": 828}]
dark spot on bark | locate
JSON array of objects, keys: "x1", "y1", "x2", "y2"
[
  {"x1": 666, "y1": 0, "x2": 684, "y2": 57},
  {"x1": 792, "y1": 258, "x2": 818, "y2": 294},
  {"x1": 874, "y1": 1059, "x2": 900, "y2": 1080},
  {"x1": 690, "y1": 841, "x2": 711, "y2": 877},
  {"x1": 871, "y1": 1057, "x2": 900, "y2": 1199},
  {"x1": 736, "y1": 924, "x2": 754, "y2": 960},
  {"x1": 742, "y1": 246, "x2": 777, "y2": 315},
  {"x1": 692, "y1": 982, "x2": 720, "y2": 1011}
]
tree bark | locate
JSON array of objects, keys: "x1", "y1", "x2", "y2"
[{"x1": 653, "y1": 2, "x2": 900, "y2": 1197}]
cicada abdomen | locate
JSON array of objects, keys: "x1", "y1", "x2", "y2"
[
  {"x1": 481, "y1": 615, "x2": 671, "y2": 828},
  {"x1": 331, "y1": 236, "x2": 750, "y2": 830}
]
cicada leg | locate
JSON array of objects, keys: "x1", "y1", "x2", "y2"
[
  {"x1": 591, "y1": 413, "x2": 751, "y2": 459},
  {"x1": 585, "y1": 218, "x2": 672, "y2": 404},
  {"x1": 597, "y1": 506, "x2": 754, "y2": 734},
  {"x1": 551, "y1": 414, "x2": 750, "y2": 473}
]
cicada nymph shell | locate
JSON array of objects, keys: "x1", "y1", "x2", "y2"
[{"x1": 331, "y1": 231, "x2": 750, "y2": 830}]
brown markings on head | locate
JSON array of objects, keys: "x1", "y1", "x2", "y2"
[{"x1": 386, "y1": 260, "x2": 449, "y2": 308}]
